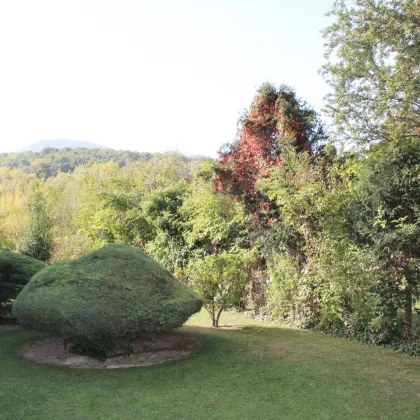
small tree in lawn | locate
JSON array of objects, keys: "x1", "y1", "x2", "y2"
[{"x1": 184, "y1": 253, "x2": 248, "y2": 327}]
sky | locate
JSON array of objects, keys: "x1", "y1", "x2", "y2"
[{"x1": 0, "y1": 0, "x2": 333, "y2": 157}]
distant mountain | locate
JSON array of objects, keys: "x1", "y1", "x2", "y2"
[{"x1": 18, "y1": 139, "x2": 108, "y2": 152}]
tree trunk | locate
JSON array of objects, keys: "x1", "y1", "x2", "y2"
[
  {"x1": 404, "y1": 292, "x2": 413, "y2": 339},
  {"x1": 212, "y1": 300, "x2": 216, "y2": 327},
  {"x1": 214, "y1": 307, "x2": 224, "y2": 328},
  {"x1": 403, "y1": 244, "x2": 413, "y2": 339},
  {"x1": 302, "y1": 223, "x2": 314, "y2": 268}
]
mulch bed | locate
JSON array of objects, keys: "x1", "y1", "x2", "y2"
[{"x1": 18, "y1": 331, "x2": 202, "y2": 369}]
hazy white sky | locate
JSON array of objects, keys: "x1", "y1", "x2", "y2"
[{"x1": 0, "y1": 0, "x2": 333, "y2": 157}]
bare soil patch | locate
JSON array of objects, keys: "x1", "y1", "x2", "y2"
[
  {"x1": 217, "y1": 324, "x2": 245, "y2": 330},
  {"x1": 188, "y1": 323, "x2": 245, "y2": 330},
  {"x1": 18, "y1": 331, "x2": 201, "y2": 369}
]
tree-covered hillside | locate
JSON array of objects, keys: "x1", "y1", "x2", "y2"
[{"x1": 0, "y1": 147, "x2": 155, "y2": 178}]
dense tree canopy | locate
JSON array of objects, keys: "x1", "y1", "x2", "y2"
[
  {"x1": 322, "y1": 0, "x2": 420, "y2": 145},
  {"x1": 350, "y1": 139, "x2": 420, "y2": 337},
  {"x1": 0, "y1": 148, "x2": 201, "y2": 179}
]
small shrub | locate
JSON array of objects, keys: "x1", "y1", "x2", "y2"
[{"x1": 183, "y1": 253, "x2": 248, "y2": 327}]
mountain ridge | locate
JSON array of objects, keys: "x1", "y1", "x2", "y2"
[{"x1": 18, "y1": 139, "x2": 108, "y2": 152}]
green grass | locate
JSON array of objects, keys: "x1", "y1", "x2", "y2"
[{"x1": 2, "y1": 311, "x2": 420, "y2": 419}]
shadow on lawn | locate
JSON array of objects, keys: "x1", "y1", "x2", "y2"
[{"x1": 4, "y1": 321, "x2": 420, "y2": 374}]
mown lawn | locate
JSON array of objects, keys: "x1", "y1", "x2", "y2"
[{"x1": 1, "y1": 311, "x2": 420, "y2": 420}]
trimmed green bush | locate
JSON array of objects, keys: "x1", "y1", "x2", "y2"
[
  {"x1": 13, "y1": 244, "x2": 202, "y2": 356},
  {"x1": 0, "y1": 251, "x2": 46, "y2": 320}
]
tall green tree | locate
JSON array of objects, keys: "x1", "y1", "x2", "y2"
[
  {"x1": 351, "y1": 139, "x2": 420, "y2": 338},
  {"x1": 20, "y1": 181, "x2": 53, "y2": 262},
  {"x1": 143, "y1": 184, "x2": 190, "y2": 272},
  {"x1": 0, "y1": 168, "x2": 34, "y2": 250},
  {"x1": 44, "y1": 172, "x2": 90, "y2": 261},
  {"x1": 322, "y1": 0, "x2": 420, "y2": 341},
  {"x1": 75, "y1": 168, "x2": 151, "y2": 247},
  {"x1": 258, "y1": 144, "x2": 344, "y2": 326},
  {"x1": 182, "y1": 177, "x2": 247, "y2": 256},
  {"x1": 322, "y1": 0, "x2": 420, "y2": 145}
]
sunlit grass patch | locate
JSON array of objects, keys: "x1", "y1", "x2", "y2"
[{"x1": 1, "y1": 311, "x2": 420, "y2": 419}]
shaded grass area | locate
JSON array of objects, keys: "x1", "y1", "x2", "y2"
[{"x1": 1, "y1": 312, "x2": 420, "y2": 419}]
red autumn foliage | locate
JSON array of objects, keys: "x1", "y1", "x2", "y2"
[{"x1": 215, "y1": 83, "x2": 323, "y2": 216}]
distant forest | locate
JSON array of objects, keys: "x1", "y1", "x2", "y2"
[{"x1": 0, "y1": 147, "x2": 184, "y2": 178}]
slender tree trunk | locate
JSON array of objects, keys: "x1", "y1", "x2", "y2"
[
  {"x1": 302, "y1": 223, "x2": 314, "y2": 267},
  {"x1": 404, "y1": 245, "x2": 413, "y2": 339},
  {"x1": 404, "y1": 292, "x2": 413, "y2": 339},
  {"x1": 214, "y1": 307, "x2": 223, "y2": 328}
]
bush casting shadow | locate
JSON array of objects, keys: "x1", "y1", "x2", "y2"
[{"x1": 13, "y1": 244, "x2": 202, "y2": 357}]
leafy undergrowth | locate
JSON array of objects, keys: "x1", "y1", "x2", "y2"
[{"x1": 1, "y1": 312, "x2": 420, "y2": 419}]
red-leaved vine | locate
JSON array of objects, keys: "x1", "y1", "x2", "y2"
[{"x1": 215, "y1": 83, "x2": 324, "y2": 217}]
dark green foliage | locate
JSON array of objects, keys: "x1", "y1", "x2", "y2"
[
  {"x1": 13, "y1": 244, "x2": 202, "y2": 356},
  {"x1": 0, "y1": 251, "x2": 45, "y2": 320},
  {"x1": 348, "y1": 139, "x2": 420, "y2": 339},
  {"x1": 144, "y1": 185, "x2": 191, "y2": 271}
]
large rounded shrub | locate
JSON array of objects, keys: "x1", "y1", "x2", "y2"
[
  {"x1": 0, "y1": 251, "x2": 46, "y2": 320},
  {"x1": 13, "y1": 244, "x2": 202, "y2": 356}
]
